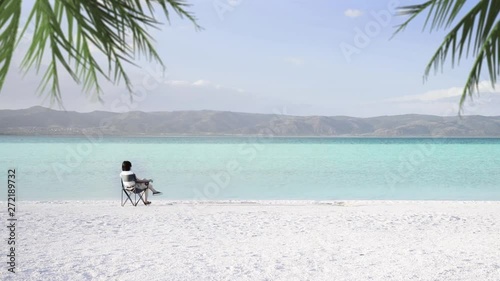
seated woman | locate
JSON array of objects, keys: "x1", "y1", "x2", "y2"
[{"x1": 120, "y1": 160, "x2": 162, "y2": 205}]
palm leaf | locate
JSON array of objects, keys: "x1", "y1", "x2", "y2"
[
  {"x1": 0, "y1": 0, "x2": 200, "y2": 104},
  {"x1": 394, "y1": 0, "x2": 500, "y2": 112},
  {"x1": 0, "y1": 0, "x2": 22, "y2": 91}
]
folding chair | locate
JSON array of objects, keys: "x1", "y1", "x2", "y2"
[{"x1": 121, "y1": 178, "x2": 147, "y2": 207}]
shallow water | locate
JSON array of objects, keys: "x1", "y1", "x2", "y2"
[{"x1": 1, "y1": 136, "x2": 499, "y2": 200}]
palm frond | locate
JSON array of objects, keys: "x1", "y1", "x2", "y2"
[
  {"x1": 394, "y1": 0, "x2": 500, "y2": 112},
  {"x1": 0, "y1": 0, "x2": 22, "y2": 91},
  {"x1": 393, "y1": 1, "x2": 433, "y2": 35},
  {"x1": 460, "y1": 20, "x2": 500, "y2": 106},
  {"x1": 0, "y1": 0, "x2": 199, "y2": 104}
]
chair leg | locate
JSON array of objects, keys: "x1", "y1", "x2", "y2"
[
  {"x1": 122, "y1": 190, "x2": 135, "y2": 206},
  {"x1": 121, "y1": 190, "x2": 126, "y2": 206},
  {"x1": 134, "y1": 192, "x2": 138, "y2": 206},
  {"x1": 139, "y1": 191, "x2": 147, "y2": 205},
  {"x1": 135, "y1": 191, "x2": 147, "y2": 206},
  {"x1": 122, "y1": 188, "x2": 147, "y2": 206}
]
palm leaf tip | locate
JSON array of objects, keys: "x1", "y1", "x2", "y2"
[
  {"x1": 394, "y1": 0, "x2": 500, "y2": 111},
  {"x1": 0, "y1": 0, "x2": 200, "y2": 103},
  {"x1": 0, "y1": 0, "x2": 22, "y2": 93}
]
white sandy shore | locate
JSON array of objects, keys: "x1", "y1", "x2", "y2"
[{"x1": 2, "y1": 200, "x2": 500, "y2": 281}]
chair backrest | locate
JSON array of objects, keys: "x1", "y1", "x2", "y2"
[
  {"x1": 120, "y1": 172, "x2": 137, "y2": 189},
  {"x1": 120, "y1": 179, "x2": 127, "y2": 189}
]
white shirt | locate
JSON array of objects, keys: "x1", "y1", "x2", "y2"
[{"x1": 120, "y1": 171, "x2": 136, "y2": 188}]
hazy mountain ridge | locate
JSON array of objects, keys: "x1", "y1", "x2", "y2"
[{"x1": 2, "y1": 106, "x2": 500, "y2": 137}]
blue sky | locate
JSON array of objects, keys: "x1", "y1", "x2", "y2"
[{"x1": 1, "y1": 0, "x2": 498, "y2": 117}]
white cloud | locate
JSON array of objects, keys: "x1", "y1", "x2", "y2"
[
  {"x1": 378, "y1": 81, "x2": 500, "y2": 116},
  {"x1": 164, "y1": 79, "x2": 214, "y2": 87},
  {"x1": 163, "y1": 79, "x2": 244, "y2": 94},
  {"x1": 164, "y1": 80, "x2": 190, "y2": 86},
  {"x1": 192, "y1": 80, "x2": 213, "y2": 87},
  {"x1": 388, "y1": 81, "x2": 500, "y2": 103},
  {"x1": 284, "y1": 57, "x2": 305, "y2": 66},
  {"x1": 344, "y1": 9, "x2": 363, "y2": 18}
]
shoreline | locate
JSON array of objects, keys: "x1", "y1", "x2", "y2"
[
  {"x1": 3, "y1": 134, "x2": 500, "y2": 138},
  {"x1": 4, "y1": 199, "x2": 500, "y2": 204}
]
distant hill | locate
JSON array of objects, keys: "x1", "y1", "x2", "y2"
[{"x1": 1, "y1": 106, "x2": 500, "y2": 137}]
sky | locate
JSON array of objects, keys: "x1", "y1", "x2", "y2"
[{"x1": 1, "y1": 0, "x2": 499, "y2": 117}]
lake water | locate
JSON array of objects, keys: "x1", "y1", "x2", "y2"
[{"x1": 1, "y1": 136, "x2": 499, "y2": 201}]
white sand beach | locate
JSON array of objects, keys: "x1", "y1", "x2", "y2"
[{"x1": 2, "y1": 200, "x2": 500, "y2": 280}]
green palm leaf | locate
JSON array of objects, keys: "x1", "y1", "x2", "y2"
[
  {"x1": 395, "y1": 0, "x2": 500, "y2": 112},
  {"x1": 0, "y1": 0, "x2": 22, "y2": 93},
  {"x1": 0, "y1": 0, "x2": 199, "y2": 104}
]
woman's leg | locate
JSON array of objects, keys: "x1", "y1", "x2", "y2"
[
  {"x1": 137, "y1": 183, "x2": 149, "y2": 202},
  {"x1": 143, "y1": 188, "x2": 149, "y2": 202},
  {"x1": 147, "y1": 182, "x2": 158, "y2": 193}
]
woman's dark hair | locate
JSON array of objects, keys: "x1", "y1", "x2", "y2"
[{"x1": 122, "y1": 161, "x2": 132, "y2": 171}]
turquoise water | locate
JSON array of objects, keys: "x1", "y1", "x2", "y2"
[{"x1": 1, "y1": 136, "x2": 499, "y2": 200}]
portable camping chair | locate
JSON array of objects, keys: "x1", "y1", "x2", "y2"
[{"x1": 121, "y1": 176, "x2": 147, "y2": 206}]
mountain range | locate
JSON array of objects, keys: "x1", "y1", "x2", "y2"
[{"x1": 1, "y1": 106, "x2": 500, "y2": 137}]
